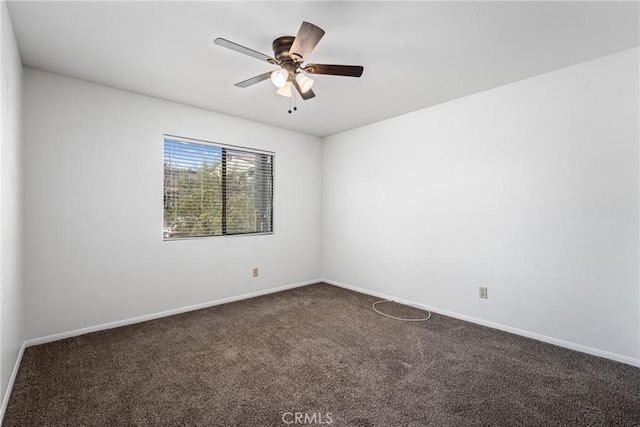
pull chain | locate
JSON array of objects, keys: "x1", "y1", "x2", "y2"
[{"x1": 288, "y1": 90, "x2": 298, "y2": 114}]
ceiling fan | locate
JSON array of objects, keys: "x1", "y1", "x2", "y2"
[{"x1": 214, "y1": 21, "x2": 364, "y2": 103}]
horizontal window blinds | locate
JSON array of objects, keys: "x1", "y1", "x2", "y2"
[{"x1": 163, "y1": 136, "x2": 274, "y2": 239}]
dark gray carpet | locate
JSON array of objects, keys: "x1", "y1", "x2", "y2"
[{"x1": 4, "y1": 283, "x2": 640, "y2": 426}]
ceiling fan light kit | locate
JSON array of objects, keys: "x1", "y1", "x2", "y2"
[
  {"x1": 295, "y1": 73, "x2": 314, "y2": 93},
  {"x1": 277, "y1": 82, "x2": 293, "y2": 98},
  {"x1": 270, "y1": 69, "x2": 289, "y2": 88},
  {"x1": 214, "y1": 21, "x2": 364, "y2": 111}
]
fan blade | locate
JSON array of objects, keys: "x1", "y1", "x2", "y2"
[
  {"x1": 234, "y1": 71, "x2": 273, "y2": 88},
  {"x1": 289, "y1": 22, "x2": 325, "y2": 62},
  {"x1": 292, "y1": 79, "x2": 316, "y2": 100},
  {"x1": 304, "y1": 64, "x2": 364, "y2": 77},
  {"x1": 214, "y1": 38, "x2": 276, "y2": 63}
]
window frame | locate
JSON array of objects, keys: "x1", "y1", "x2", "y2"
[{"x1": 163, "y1": 134, "x2": 275, "y2": 240}]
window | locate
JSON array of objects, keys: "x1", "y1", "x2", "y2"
[{"x1": 163, "y1": 135, "x2": 274, "y2": 239}]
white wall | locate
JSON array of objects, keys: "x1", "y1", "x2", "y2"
[
  {"x1": 0, "y1": 0, "x2": 24, "y2": 412},
  {"x1": 17, "y1": 40, "x2": 640, "y2": 366},
  {"x1": 322, "y1": 48, "x2": 640, "y2": 362},
  {"x1": 23, "y1": 68, "x2": 322, "y2": 340}
]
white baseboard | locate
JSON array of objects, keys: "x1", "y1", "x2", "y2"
[
  {"x1": 322, "y1": 278, "x2": 640, "y2": 368},
  {"x1": 25, "y1": 279, "x2": 319, "y2": 347},
  {"x1": 0, "y1": 341, "x2": 26, "y2": 425}
]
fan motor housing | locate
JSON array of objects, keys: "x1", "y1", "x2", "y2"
[{"x1": 272, "y1": 36, "x2": 296, "y2": 62}]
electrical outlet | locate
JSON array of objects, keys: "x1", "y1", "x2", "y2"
[
  {"x1": 479, "y1": 287, "x2": 488, "y2": 299},
  {"x1": 252, "y1": 267, "x2": 259, "y2": 277}
]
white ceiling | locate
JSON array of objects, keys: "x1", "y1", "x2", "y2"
[{"x1": 7, "y1": 1, "x2": 639, "y2": 137}]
